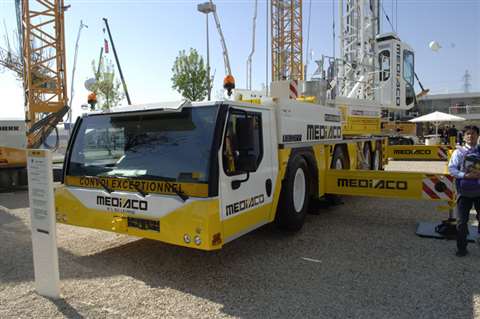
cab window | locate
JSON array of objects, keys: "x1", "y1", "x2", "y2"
[
  {"x1": 403, "y1": 50, "x2": 414, "y2": 86},
  {"x1": 222, "y1": 110, "x2": 263, "y2": 176},
  {"x1": 403, "y1": 50, "x2": 415, "y2": 106},
  {"x1": 379, "y1": 50, "x2": 390, "y2": 81}
]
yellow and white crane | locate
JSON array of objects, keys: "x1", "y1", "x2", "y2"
[{"x1": 54, "y1": 0, "x2": 456, "y2": 251}]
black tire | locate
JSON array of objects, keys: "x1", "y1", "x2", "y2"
[
  {"x1": 331, "y1": 145, "x2": 349, "y2": 169},
  {"x1": 363, "y1": 142, "x2": 373, "y2": 170},
  {"x1": 275, "y1": 156, "x2": 310, "y2": 231}
]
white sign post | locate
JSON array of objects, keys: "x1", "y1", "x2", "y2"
[{"x1": 27, "y1": 149, "x2": 60, "y2": 299}]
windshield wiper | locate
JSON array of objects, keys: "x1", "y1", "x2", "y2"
[
  {"x1": 120, "y1": 174, "x2": 188, "y2": 202},
  {"x1": 164, "y1": 180, "x2": 189, "y2": 202},
  {"x1": 132, "y1": 174, "x2": 176, "y2": 181},
  {"x1": 133, "y1": 183, "x2": 149, "y2": 197},
  {"x1": 94, "y1": 176, "x2": 113, "y2": 193},
  {"x1": 105, "y1": 175, "x2": 149, "y2": 198}
]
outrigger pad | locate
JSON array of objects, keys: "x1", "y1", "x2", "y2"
[{"x1": 416, "y1": 222, "x2": 478, "y2": 242}]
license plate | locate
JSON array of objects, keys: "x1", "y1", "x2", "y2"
[{"x1": 127, "y1": 217, "x2": 160, "y2": 232}]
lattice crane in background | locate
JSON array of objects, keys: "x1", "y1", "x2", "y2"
[
  {"x1": 0, "y1": 47, "x2": 23, "y2": 78},
  {"x1": 0, "y1": 0, "x2": 69, "y2": 188},
  {"x1": 20, "y1": 0, "x2": 69, "y2": 149},
  {"x1": 337, "y1": 0, "x2": 379, "y2": 100},
  {"x1": 271, "y1": 0, "x2": 303, "y2": 82}
]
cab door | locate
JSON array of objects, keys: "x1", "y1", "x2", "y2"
[{"x1": 219, "y1": 106, "x2": 277, "y2": 242}]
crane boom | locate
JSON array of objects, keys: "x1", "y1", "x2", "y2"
[
  {"x1": 246, "y1": 0, "x2": 258, "y2": 90},
  {"x1": 21, "y1": 0, "x2": 69, "y2": 148},
  {"x1": 271, "y1": 0, "x2": 303, "y2": 81},
  {"x1": 338, "y1": 0, "x2": 379, "y2": 100},
  {"x1": 209, "y1": 0, "x2": 231, "y2": 76}
]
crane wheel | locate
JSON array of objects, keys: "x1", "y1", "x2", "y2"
[
  {"x1": 331, "y1": 145, "x2": 349, "y2": 169},
  {"x1": 275, "y1": 156, "x2": 310, "y2": 231}
]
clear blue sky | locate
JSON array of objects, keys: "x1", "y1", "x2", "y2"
[{"x1": 1, "y1": 0, "x2": 479, "y2": 120}]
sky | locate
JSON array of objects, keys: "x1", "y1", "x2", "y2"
[{"x1": 0, "y1": 0, "x2": 479, "y2": 120}]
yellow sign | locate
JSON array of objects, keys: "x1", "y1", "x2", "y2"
[
  {"x1": 65, "y1": 176, "x2": 209, "y2": 197},
  {"x1": 381, "y1": 121, "x2": 417, "y2": 136},
  {"x1": 387, "y1": 145, "x2": 449, "y2": 161},
  {"x1": 324, "y1": 170, "x2": 455, "y2": 201}
]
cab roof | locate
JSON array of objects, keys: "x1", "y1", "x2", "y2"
[
  {"x1": 86, "y1": 100, "x2": 223, "y2": 116},
  {"x1": 84, "y1": 99, "x2": 271, "y2": 117}
]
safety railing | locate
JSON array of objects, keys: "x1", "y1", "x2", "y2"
[{"x1": 449, "y1": 105, "x2": 480, "y2": 115}]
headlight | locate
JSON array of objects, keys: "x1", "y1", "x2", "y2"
[{"x1": 194, "y1": 235, "x2": 202, "y2": 246}]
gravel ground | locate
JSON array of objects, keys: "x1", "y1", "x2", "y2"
[{"x1": 1, "y1": 161, "x2": 480, "y2": 318}]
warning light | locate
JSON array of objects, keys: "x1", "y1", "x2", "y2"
[
  {"x1": 87, "y1": 92, "x2": 97, "y2": 110},
  {"x1": 223, "y1": 75, "x2": 235, "y2": 97}
]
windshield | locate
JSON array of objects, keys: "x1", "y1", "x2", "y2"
[{"x1": 67, "y1": 106, "x2": 219, "y2": 185}]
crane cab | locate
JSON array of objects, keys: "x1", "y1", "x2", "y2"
[{"x1": 375, "y1": 33, "x2": 416, "y2": 110}]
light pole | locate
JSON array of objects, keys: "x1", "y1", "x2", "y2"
[{"x1": 197, "y1": 2, "x2": 215, "y2": 101}]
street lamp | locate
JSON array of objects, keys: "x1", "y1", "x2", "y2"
[{"x1": 197, "y1": 2, "x2": 215, "y2": 101}]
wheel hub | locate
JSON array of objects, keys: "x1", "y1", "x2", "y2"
[{"x1": 293, "y1": 168, "x2": 306, "y2": 213}]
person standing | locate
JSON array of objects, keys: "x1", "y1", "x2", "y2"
[
  {"x1": 448, "y1": 125, "x2": 458, "y2": 144},
  {"x1": 448, "y1": 125, "x2": 480, "y2": 257}
]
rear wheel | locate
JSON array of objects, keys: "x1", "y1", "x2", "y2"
[
  {"x1": 331, "y1": 145, "x2": 348, "y2": 169},
  {"x1": 325, "y1": 145, "x2": 348, "y2": 206},
  {"x1": 276, "y1": 156, "x2": 310, "y2": 231}
]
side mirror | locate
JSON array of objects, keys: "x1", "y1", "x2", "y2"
[
  {"x1": 230, "y1": 114, "x2": 259, "y2": 190},
  {"x1": 236, "y1": 154, "x2": 257, "y2": 173},
  {"x1": 236, "y1": 117, "x2": 255, "y2": 151}
]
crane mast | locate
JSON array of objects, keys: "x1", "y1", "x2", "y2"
[
  {"x1": 271, "y1": 0, "x2": 303, "y2": 81},
  {"x1": 21, "y1": 0, "x2": 68, "y2": 148},
  {"x1": 338, "y1": 0, "x2": 379, "y2": 100}
]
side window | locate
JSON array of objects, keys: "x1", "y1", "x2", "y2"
[
  {"x1": 378, "y1": 50, "x2": 390, "y2": 82},
  {"x1": 403, "y1": 50, "x2": 415, "y2": 106},
  {"x1": 403, "y1": 50, "x2": 414, "y2": 86},
  {"x1": 222, "y1": 110, "x2": 263, "y2": 176}
]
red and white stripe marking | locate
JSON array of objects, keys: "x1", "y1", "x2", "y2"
[
  {"x1": 437, "y1": 147, "x2": 447, "y2": 160},
  {"x1": 422, "y1": 175, "x2": 455, "y2": 200},
  {"x1": 289, "y1": 80, "x2": 298, "y2": 99}
]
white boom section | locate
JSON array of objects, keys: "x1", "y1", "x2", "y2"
[
  {"x1": 210, "y1": 0, "x2": 232, "y2": 76},
  {"x1": 338, "y1": 0, "x2": 379, "y2": 100},
  {"x1": 246, "y1": 0, "x2": 258, "y2": 90}
]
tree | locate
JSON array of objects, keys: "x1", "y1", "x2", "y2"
[
  {"x1": 0, "y1": 30, "x2": 52, "y2": 83},
  {"x1": 90, "y1": 58, "x2": 124, "y2": 111},
  {"x1": 171, "y1": 48, "x2": 208, "y2": 101}
]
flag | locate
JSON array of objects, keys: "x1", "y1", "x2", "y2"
[{"x1": 104, "y1": 39, "x2": 109, "y2": 54}]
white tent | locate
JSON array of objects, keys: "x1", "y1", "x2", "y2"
[{"x1": 409, "y1": 111, "x2": 465, "y2": 136}]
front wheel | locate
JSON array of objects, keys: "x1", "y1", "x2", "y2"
[{"x1": 275, "y1": 156, "x2": 310, "y2": 231}]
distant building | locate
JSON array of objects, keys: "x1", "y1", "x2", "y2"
[{"x1": 417, "y1": 92, "x2": 480, "y2": 122}]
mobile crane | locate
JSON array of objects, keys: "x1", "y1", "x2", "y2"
[
  {"x1": 54, "y1": 1, "x2": 456, "y2": 250},
  {"x1": 0, "y1": 0, "x2": 68, "y2": 188}
]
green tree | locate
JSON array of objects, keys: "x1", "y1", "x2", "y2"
[
  {"x1": 90, "y1": 58, "x2": 124, "y2": 111},
  {"x1": 171, "y1": 48, "x2": 208, "y2": 101}
]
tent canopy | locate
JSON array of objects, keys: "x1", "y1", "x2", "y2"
[
  {"x1": 408, "y1": 111, "x2": 465, "y2": 123},
  {"x1": 409, "y1": 111, "x2": 465, "y2": 137}
]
